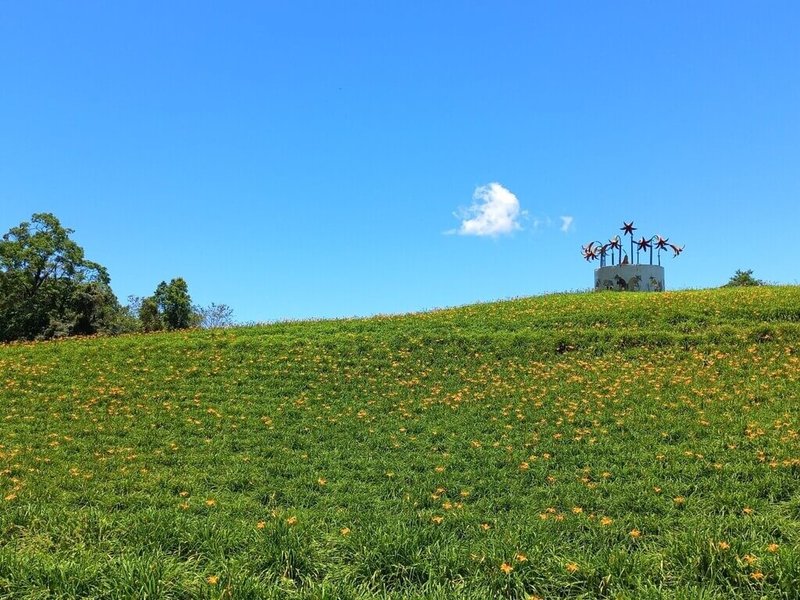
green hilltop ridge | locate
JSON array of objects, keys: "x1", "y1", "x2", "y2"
[{"x1": 1, "y1": 286, "x2": 800, "y2": 598}]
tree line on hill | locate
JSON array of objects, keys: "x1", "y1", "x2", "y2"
[
  {"x1": 2, "y1": 212, "x2": 767, "y2": 343},
  {"x1": 0, "y1": 213, "x2": 233, "y2": 342}
]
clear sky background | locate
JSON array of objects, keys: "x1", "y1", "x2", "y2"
[{"x1": 1, "y1": 2, "x2": 798, "y2": 323}]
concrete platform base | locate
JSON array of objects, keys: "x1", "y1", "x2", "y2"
[{"x1": 594, "y1": 264, "x2": 665, "y2": 292}]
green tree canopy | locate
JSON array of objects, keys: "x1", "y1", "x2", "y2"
[
  {"x1": 723, "y1": 269, "x2": 765, "y2": 288},
  {"x1": 0, "y1": 213, "x2": 119, "y2": 341},
  {"x1": 153, "y1": 277, "x2": 195, "y2": 330},
  {"x1": 138, "y1": 296, "x2": 163, "y2": 332}
]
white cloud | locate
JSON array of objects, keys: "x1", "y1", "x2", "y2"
[
  {"x1": 560, "y1": 215, "x2": 574, "y2": 233},
  {"x1": 454, "y1": 182, "x2": 523, "y2": 237}
]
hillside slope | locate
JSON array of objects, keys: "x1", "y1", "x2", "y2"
[{"x1": 1, "y1": 287, "x2": 799, "y2": 598}]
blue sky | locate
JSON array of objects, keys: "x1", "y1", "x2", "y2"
[{"x1": 2, "y1": 2, "x2": 798, "y2": 323}]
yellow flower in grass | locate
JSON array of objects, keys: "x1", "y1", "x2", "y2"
[
  {"x1": 480, "y1": 523, "x2": 491, "y2": 531},
  {"x1": 717, "y1": 541, "x2": 730, "y2": 551},
  {"x1": 500, "y1": 562, "x2": 513, "y2": 574},
  {"x1": 629, "y1": 528, "x2": 641, "y2": 539},
  {"x1": 206, "y1": 575, "x2": 219, "y2": 585},
  {"x1": 565, "y1": 562, "x2": 579, "y2": 573},
  {"x1": 286, "y1": 516, "x2": 298, "y2": 526},
  {"x1": 750, "y1": 571, "x2": 765, "y2": 581},
  {"x1": 431, "y1": 515, "x2": 444, "y2": 525},
  {"x1": 600, "y1": 516, "x2": 613, "y2": 526},
  {"x1": 204, "y1": 498, "x2": 216, "y2": 507},
  {"x1": 766, "y1": 543, "x2": 779, "y2": 553},
  {"x1": 742, "y1": 554, "x2": 757, "y2": 565},
  {"x1": 256, "y1": 521, "x2": 266, "y2": 529},
  {"x1": 515, "y1": 553, "x2": 528, "y2": 562},
  {"x1": 340, "y1": 527, "x2": 351, "y2": 536}
]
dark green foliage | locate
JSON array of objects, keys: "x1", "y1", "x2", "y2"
[
  {"x1": 139, "y1": 296, "x2": 163, "y2": 332},
  {"x1": 724, "y1": 269, "x2": 765, "y2": 288},
  {"x1": 68, "y1": 281, "x2": 122, "y2": 335},
  {"x1": 154, "y1": 277, "x2": 196, "y2": 330},
  {"x1": 128, "y1": 284, "x2": 231, "y2": 333},
  {"x1": 0, "y1": 213, "x2": 120, "y2": 341}
]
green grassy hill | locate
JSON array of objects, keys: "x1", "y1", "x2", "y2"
[{"x1": 1, "y1": 287, "x2": 799, "y2": 599}]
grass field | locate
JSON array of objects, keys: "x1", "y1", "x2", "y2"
[{"x1": 1, "y1": 286, "x2": 799, "y2": 599}]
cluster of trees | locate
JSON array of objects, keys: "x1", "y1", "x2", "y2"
[
  {"x1": 127, "y1": 282, "x2": 234, "y2": 333},
  {"x1": 0, "y1": 213, "x2": 233, "y2": 343}
]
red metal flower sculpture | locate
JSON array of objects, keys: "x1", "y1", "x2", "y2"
[
  {"x1": 582, "y1": 221, "x2": 683, "y2": 267},
  {"x1": 621, "y1": 221, "x2": 636, "y2": 236},
  {"x1": 635, "y1": 236, "x2": 652, "y2": 264},
  {"x1": 669, "y1": 243, "x2": 684, "y2": 258},
  {"x1": 607, "y1": 236, "x2": 622, "y2": 265},
  {"x1": 620, "y1": 222, "x2": 636, "y2": 259}
]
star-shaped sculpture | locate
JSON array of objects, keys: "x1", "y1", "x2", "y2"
[{"x1": 580, "y1": 227, "x2": 683, "y2": 266}]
